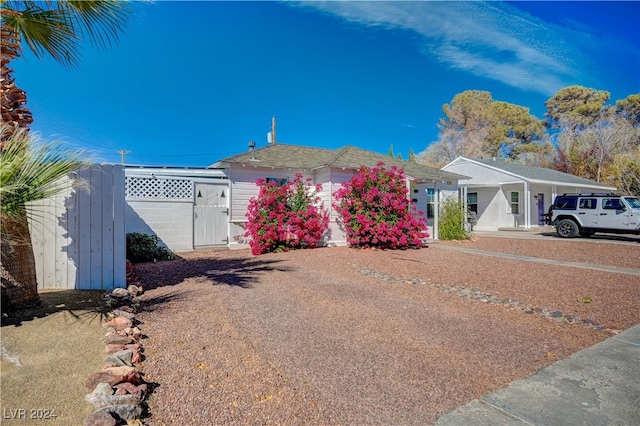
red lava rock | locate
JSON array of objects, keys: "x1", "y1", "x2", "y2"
[
  {"x1": 103, "y1": 316, "x2": 133, "y2": 331},
  {"x1": 130, "y1": 349, "x2": 143, "y2": 364},
  {"x1": 105, "y1": 333, "x2": 134, "y2": 345},
  {"x1": 113, "y1": 343, "x2": 142, "y2": 363},
  {"x1": 105, "y1": 344, "x2": 126, "y2": 354},
  {"x1": 124, "y1": 343, "x2": 141, "y2": 352},
  {"x1": 123, "y1": 326, "x2": 142, "y2": 340},
  {"x1": 86, "y1": 372, "x2": 126, "y2": 390},
  {"x1": 113, "y1": 382, "x2": 148, "y2": 400},
  {"x1": 105, "y1": 349, "x2": 133, "y2": 367},
  {"x1": 122, "y1": 371, "x2": 141, "y2": 385},
  {"x1": 88, "y1": 367, "x2": 141, "y2": 389},
  {"x1": 101, "y1": 365, "x2": 136, "y2": 376},
  {"x1": 101, "y1": 362, "x2": 118, "y2": 369},
  {"x1": 83, "y1": 410, "x2": 117, "y2": 426},
  {"x1": 111, "y1": 309, "x2": 136, "y2": 320}
]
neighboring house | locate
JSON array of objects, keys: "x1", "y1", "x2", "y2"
[
  {"x1": 442, "y1": 157, "x2": 616, "y2": 230},
  {"x1": 211, "y1": 143, "x2": 467, "y2": 247}
]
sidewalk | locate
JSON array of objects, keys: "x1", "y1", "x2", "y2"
[
  {"x1": 471, "y1": 228, "x2": 640, "y2": 245},
  {"x1": 430, "y1": 243, "x2": 640, "y2": 276},
  {"x1": 435, "y1": 324, "x2": 640, "y2": 425}
]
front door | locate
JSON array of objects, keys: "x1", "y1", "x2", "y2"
[
  {"x1": 194, "y1": 183, "x2": 228, "y2": 246},
  {"x1": 537, "y1": 193, "x2": 545, "y2": 225}
]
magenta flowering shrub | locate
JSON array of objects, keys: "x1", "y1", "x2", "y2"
[
  {"x1": 245, "y1": 174, "x2": 329, "y2": 255},
  {"x1": 333, "y1": 162, "x2": 428, "y2": 249}
]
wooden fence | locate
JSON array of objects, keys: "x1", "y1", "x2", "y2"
[{"x1": 28, "y1": 164, "x2": 126, "y2": 290}]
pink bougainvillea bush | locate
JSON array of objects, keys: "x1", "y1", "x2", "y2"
[
  {"x1": 333, "y1": 162, "x2": 428, "y2": 249},
  {"x1": 245, "y1": 174, "x2": 329, "y2": 255}
]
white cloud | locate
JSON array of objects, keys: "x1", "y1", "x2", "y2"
[{"x1": 289, "y1": 1, "x2": 604, "y2": 96}]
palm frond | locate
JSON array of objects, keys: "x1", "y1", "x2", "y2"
[
  {"x1": 0, "y1": 125, "x2": 91, "y2": 223},
  {"x1": 62, "y1": 0, "x2": 132, "y2": 50},
  {"x1": 3, "y1": 5, "x2": 80, "y2": 65},
  {"x1": 2, "y1": 0, "x2": 132, "y2": 67}
]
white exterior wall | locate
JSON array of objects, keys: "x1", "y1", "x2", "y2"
[
  {"x1": 227, "y1": 165, "x2": 357, "y2": 247},
  {"x1": 28, "y1": 164, "x2": 126, "y2": 290},
  {"x1": 226, "y1": 164, "x2": 456, "y2": 247},
  {"x1": 500, "y1": 183, "x2": 525, "y2": 228},
  {"x1": 124, "y1": 167, "x2": 228, "y2": 253},
  {"x1": 529, "y1": 184, "x2": 552, "y2": 226},
  {"x1": 126, "y1": 200, "x2": 194, "y2": 252},
  {"x1": 444, "y1": 158, "x2": 615, "y2": 230},
  {"x1": 325, "y1": 168, "x2": 356, "y2": 246},
  {"x1": 314, "y1": 167, "x2": 332, "y2": 218},
  {"x1": 469, "y1": 187, "x2": 500, "y2": 230},
  {"x1": 227, "y1": 165, "x2": 318, "y2": 248},
  {"x1": 412, "y1": 183, "x2": 432, "y2": 236},
  {"x1": 229, "y1": 222, "x2": 248, "y2": 248},
  {"x1": 228, "y1": 166, "x2": 308, "y2": 223},
  {"x1": 313, "y1": 167, "x2": 339, "y2": 246},
  {"x1": 412, "y1": 182, "x2": 458, "y2": 239},
  {"x1": 444, "y1": 160, "x2": 511, "y2": 186},
  {"x1": 445, "y1": 159, "x2": 533, "y2": 229}
]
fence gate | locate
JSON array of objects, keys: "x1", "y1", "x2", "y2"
[{"x1": 194, "y1": 183, "x2": 228, "y2": 247}]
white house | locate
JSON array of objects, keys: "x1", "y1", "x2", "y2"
[
  {"x1": 27, "y1": 148, "x2": 465, "y2": 290},
  {"x1": 442, "y1": 157, "x2": 616, "y2": 231},
  {"x1": 211, "y1": 144, "x2": 467, "y2": 248},
  {"x1": 122, "y1": 144, "x2": 467, "y2": 253}
]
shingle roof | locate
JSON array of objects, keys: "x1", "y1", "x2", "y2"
[
  {"x1": 472, "y1": 158, "x2": 615, "y2": 188},
  {"x1": 213, "y1": 144, "x2": 468, "y2": 182}
]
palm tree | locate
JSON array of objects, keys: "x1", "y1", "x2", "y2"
[
  {"x1": 1, "y1": 0, "x2": 131, "y2": 308},
  {"x1": 1, "y1": 125, "x2": 89, "y2": 309}
]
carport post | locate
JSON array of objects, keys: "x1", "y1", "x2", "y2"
[{"x1": 433, "y1": 183, "x2": 439, "y2": 240}]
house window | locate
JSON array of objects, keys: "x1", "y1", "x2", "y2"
[
  {"x1": 426, "y1": 188, "x2": 435, "y2": 218},
  {"x1": 467, "y1": 192, "x2": 478, "y2": 214},
  {"x1": 266, "y1": 177, "x2": 287, "y2": 186},
  {"x1": 509, "y1": 191, "x2": 520, "y2": 214}
]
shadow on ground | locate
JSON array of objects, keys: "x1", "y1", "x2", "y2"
[
  {"x1": 1, "y1": 289, "x2": 107, "y2": 327},
  {"x1": 132, "y1": 254, "x2": 292, "y2": 290}
]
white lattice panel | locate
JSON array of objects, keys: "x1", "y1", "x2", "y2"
[{"x1": 126, "y1": 177, "x2": 193, "y2": 200}]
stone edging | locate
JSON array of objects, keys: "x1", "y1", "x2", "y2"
[
  {"x1": 348, "y1": 262, "x2": 619, "y2": 335},
  {"x1": 83, "y1": 284, "x2": 147, "y2": 426}
]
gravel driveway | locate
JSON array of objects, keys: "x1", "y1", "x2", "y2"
[{"x1": 135, "y1": 236, "x2": 640, "y2": 425}]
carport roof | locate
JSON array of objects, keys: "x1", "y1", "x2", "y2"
[
  {"x1": 449, "y1": 157, "x2": 616, "y2": 190},
  {"x1": 212, "y1": 144, "x2": 469, "y2": 182}
]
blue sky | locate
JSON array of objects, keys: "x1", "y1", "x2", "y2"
[{"x1": 13, "y1": 1, "x2": 640, "y2": 167}]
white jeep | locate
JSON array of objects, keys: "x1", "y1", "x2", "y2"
[{"x1": 546, "y1": 193, "x2": 640, "y2": 238}]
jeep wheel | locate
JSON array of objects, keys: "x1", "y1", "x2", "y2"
[{"x1": 556, "y1": 219, "x2": 579, "y2": 238}]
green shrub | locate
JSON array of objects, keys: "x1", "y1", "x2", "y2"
[
  {"x1": 438, "y1": 196, "x2": 470, "y2": 241},
  {"x1": 126, "y1": 232, "x2": 175, "y2": 263}
]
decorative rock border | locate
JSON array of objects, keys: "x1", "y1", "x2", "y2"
[
  {"x1": 349, "y1": 263, "x2": 616, "y2": 334},
  {"x1": 83, "y1": 284, "x2": 148, "y2": 426}
]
